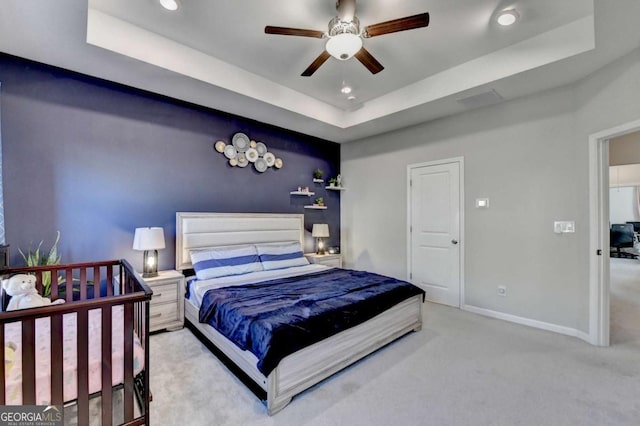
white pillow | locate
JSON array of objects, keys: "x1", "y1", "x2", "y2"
[
  {"x1": 190, "y1": 245, "x2": 263, "y2": 280},
  {"x1": 256, "y1": 242, "x2": 309, "y2": 271}
]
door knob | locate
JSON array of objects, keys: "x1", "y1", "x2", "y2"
[{"x1": 451, "y1": 239, "x2": 458, "y2": 245}]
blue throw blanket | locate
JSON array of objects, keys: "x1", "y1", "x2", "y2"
[{"x1": 199, "y1": 268, "x2": 425, "y2": 375}]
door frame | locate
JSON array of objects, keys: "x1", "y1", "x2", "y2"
[
  {"x1": 407, "y1": 156, "x2": 465, "y2": 307},
  {"x1": 589, "y1": 118, "x2": 640, "y2": 346}
]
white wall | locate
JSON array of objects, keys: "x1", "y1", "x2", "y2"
[
  {"x1": 609, "y1": 187, "x2": 640, "y2": 224},
  {"x1": 341, "y1": 47, "x2": 640, "y2": 335}
]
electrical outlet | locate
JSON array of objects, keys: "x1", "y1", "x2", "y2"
[{"x1": 497, "y1": 286, "x2": 507, "y2": 297}]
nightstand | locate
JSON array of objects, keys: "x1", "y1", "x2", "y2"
[
  {"x1": 304, "y1": 253, "x2": 342, "y2": 268},
  {"x1": 142, "y1": 270, "x2": 185, "y2": 332}
]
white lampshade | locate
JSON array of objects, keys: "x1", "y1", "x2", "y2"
[
  {"x1": 133, "y1": 227, "x2": 166, "y2": 251},
  {"x1": 326, "y1": 33, "x2": 362, "y2": 60},
  {"x1": 312, "y1": 224, "x2": 330, "y2": 238}
]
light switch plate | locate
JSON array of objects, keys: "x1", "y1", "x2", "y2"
[
  {"x1": 554, "y1": 221, "x2": 575, "y2": 233},
  {"x1": 476, "y1": 198, "x2": 490, "y2": 209}
]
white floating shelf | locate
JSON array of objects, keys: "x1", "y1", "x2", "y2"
[
  {"x1": 290, "y1": 191, "x2": 315, "y2": 196},
  {"x1": 312, "y1": 179, "x2": 324, "y2": 183},
  {"x1": 304, "y1": 205, "x2": 327, "y2": 210},
  {"x1": 325, "y1": 186, "x2": 347, "y2": 191}
]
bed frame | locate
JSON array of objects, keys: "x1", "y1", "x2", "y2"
[
  {"x1": 0, "y1": 259, "x2": 152, "y2": 426},
  {"x1": 177, "y1": 212, "x2": 423, "y2": 415}
]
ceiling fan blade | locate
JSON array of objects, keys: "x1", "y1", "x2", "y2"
[
  {"x1": 337, "y1": 0, "x2": 357, "y2": 22},
  {"x1": 301, "y1": 51, "x2": 332, "y2": 77},
  {"x1": 354, "y1": 47, "x2": 384, "y2": 74},
  {"x1": 265, "y1": 26, "x2": 325, "y2": 38},
  {"x1": 362, "y1": 12, "x2": 429, "y2": 38}
]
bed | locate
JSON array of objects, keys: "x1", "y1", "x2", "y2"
[
  {"x1": 0, "y1": 259, "x2": 152, "y2": 426},
  {"x1": 177, "y1": 212, "x2": 425, "y2": 415}
]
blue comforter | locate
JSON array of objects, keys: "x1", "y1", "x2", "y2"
[{"x1": 199, "y1": 268, "x2": 425, "y2": 375}]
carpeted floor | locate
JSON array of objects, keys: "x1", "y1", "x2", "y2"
[
  {"x1": 610, "y1": 258, "x2": 640, "y2": 346},
  {"x1": 149, "y1": 262, "x2": 640, "y2": 425}
]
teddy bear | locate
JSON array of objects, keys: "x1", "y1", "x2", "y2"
[{"x1": 2, "y1": 274, "x2": 65, "y2": 311}]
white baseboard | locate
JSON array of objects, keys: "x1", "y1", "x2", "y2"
[{"x1": 461, "y1": 304, "x2": 591, "y2": 343}]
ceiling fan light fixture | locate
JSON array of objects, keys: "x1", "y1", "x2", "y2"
[
  {"x1": 496, "y1": 9, "x2": 519, "y2": 26},
  {"x1": 159, "y1": 0, "x2": 180, "y2": 11},
  {"x1": 326, "y1": 34, "x2": 362, "y2": 60}
]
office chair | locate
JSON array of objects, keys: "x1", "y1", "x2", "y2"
[
  {"x1": 610, "y1": 223, "x2": 636, "y2": 258},
  {"x1": 626, "y1": 221, "x2": 640, "y2": 243},
  {"x1": 625, "y1": 221, "x2": 640, "y2": 233}
]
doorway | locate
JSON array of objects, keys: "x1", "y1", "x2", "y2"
[
  {"x1": 589, "y1": 118, "x2": 640, "y2": 346},
  {"x1": 407, "y1": 157, "x2": 464, "y2": 307},
  {"x1": 608, "y1": 132, "x2": 640, "y2": 345}
]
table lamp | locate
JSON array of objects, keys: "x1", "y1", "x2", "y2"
[
  {"x1": 312, "y1": 224, "x2": 329, "y2": 255},
  {"x1": 133, "y1": 227, "x2": 165, "y2": 277}
]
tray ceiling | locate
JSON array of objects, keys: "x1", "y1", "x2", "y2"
[{"x1": 1, "y1": 1, "x2": 640, "y2": 142}]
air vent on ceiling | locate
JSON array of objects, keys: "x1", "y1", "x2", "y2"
[{"x1": 456, "y1": 89, "x2": 504, "y2": 109}]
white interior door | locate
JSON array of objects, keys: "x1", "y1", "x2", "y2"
[{"x1": 409, "y1": 160, "x2": 461, "y2": 307}]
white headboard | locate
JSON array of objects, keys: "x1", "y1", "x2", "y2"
[{"x1": 175, "y1": 212, "x2": 305, "y2": 271}]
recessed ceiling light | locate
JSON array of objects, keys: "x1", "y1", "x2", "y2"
[
  {"x1": 497, "y1": 9, "x2": 519, "y2": 26},
  {"x1": 159, "y1": 0, "x2": 179, "y2": 11},
  {"x1": 341, "y1": 86, "x2": 352, "y2": 94},
  {"x1": 347, "y1": 95, "x2": 356, "y2": 101}
]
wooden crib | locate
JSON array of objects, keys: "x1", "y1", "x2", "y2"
[{"x1": 0, "y1": 259, "x2": 152, "y2": 425}]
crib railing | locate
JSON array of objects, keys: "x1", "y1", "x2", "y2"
[{"x1": 0, "y1": 259, "x2": 152, "y2": 426}]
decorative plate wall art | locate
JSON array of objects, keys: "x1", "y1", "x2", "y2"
[
  {"x1": 245, "y1": 148, "x2": 259, "y2": 162},
  {"x1": 214, "y1": 133, "x2": 283, "y2": 172},
  {"x1": 263, "y1": 152, "x2": 276, "y2": 167}
]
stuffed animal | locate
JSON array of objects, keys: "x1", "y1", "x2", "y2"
[{"x1": 2, "y1": 274, "x2": 65, "y2": 311}]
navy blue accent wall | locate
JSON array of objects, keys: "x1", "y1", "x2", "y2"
[{"x1": 0, "y1": 54, "x2": 340, "y2": 272}]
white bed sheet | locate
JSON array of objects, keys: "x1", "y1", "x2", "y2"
[
  {"x1": 4, "y1": 305, "x2": 145, "y2": 405},
  {"x1": 188, "y1": 264, "x2": 331, "y2": 308}
]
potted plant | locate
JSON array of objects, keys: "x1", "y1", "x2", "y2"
[
  {"x1": 315, "y1": 197, "x2": 324, "y2": 206},
  {"x1": 313, "y1": 169, "x2": 324, "y2": 181},
  {"x1": 328, "y1": 178, "x2": 337, "y2": 187},
  {"x1": 18, "y1": 231, "x2": 61, "y2": 297}
]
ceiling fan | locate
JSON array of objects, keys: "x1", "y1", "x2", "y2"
[{"x1": 265, "y1": 0, "x2": 429, "y2": 77}]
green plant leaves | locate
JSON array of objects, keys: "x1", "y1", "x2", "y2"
[{"x1": 18, "y1": 231, "x2": 61, "y2": 297}]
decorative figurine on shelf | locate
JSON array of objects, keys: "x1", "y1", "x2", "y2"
[{"x1": 336, "y1": 174, "x2": 342, "y2": 187}]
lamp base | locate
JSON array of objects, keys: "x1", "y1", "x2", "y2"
[
  {"x1": 142, "y1": 249, "x2": 159, "y2": 278},
  {"x1": 315, "y1": 238, "x2": 326, "y2": 255}
]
